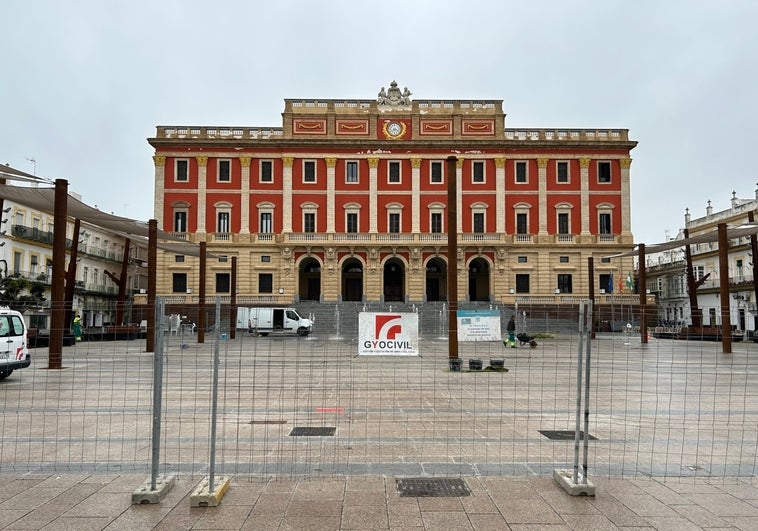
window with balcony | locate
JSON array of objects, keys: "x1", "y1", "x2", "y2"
[
  {"x1": 431, "y1": 212, "x2": 443, "y2": 233},
  {"x1": 515, "y1": 274, "x2": 530, "y2": 293},
  {"x1": 346, "y1": 212, "x2": 359, "y2": 233},
  {"x1": 304, "y1": 212, "x2": 316, "y2": 233},
  {"x1": 173, "y1": 210, "x2": 187, "y2": 233},
  {"x1": 557, "y1": 274, "x2": 573, "y2": 293},
  {"x1": 599, "y1": 213, "x2": 612, "y2": 234},
  {"x1": 516, "y1": 212, "x2": 528, "y2": 234},
  {"x1": 172, "y1": 273, "x2": 187, "y2": 293},
  {"x1": 259, "y1": 273, "x2": 273, "y2": 293},
  {"x1": 217, "y1": 211, "x2": 230, "y2": 234},
  {"x1": 558, "y1": 212, "x2": 569, "y2": 234},
  {"x1": 388, "y1": 212, "x2": 401, "y2": 233},
  {"x1": 260, "y1": 212, "x2": 272, "y2": 233},
  {"x1": 473, "y1": 212, "x2": 485, "y2": 233},
  {"x1": 216, "y1": 273, "x2": 230, "y2": 293}
]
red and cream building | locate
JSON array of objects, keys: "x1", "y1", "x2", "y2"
[{"x1": 148, "y1": 81, "x2": 637, "y2": 304}]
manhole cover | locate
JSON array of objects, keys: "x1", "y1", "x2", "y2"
[
  {"x1": 396, "y1": 478, "x2": 471, "y2": 497},
  {"x1": 289, "y1": 427, "x2": 336, "y2": 436},
  {"x1": 539, "y1": 430, "x2": 597, "y2": 440}
]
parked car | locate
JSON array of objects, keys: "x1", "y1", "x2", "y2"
[{"x1": 0, "y1": 307, "x2": 31, "y2": 380}]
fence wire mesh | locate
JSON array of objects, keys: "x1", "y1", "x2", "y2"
[{"x1": 1, "y1": 300, "x2": 757, "y2": 483}]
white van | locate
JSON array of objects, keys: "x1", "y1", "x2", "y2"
[
  {"x1": 0, "y1": 307, "x2": 31, "y2": 380},
  {"x1": 236, "y1": 307, "x2": 313, "y2": 336}
]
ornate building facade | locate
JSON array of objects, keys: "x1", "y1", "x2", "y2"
[{"x1": 148, "y1": 82, "x2": 637, "y2": 305}]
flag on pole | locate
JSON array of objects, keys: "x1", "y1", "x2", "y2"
[
  {"x1": 618, "y1": 272, "x2": 624, "y2": 293},
  {"x1": 626, "y1": 272, "x2": 635, "y2": 292},
  {"x1": 607, "y1": 273, "x2": 613, "y2": 293}
]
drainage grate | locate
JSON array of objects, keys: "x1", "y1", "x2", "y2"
[
  {"x1": 289, "y1": 426, "x2": 336, "y2": 436},
  {"x1": 539, "y1": 430, "x2": 597, "y2": 441},
  {"x1": 396, "y1": 478, "x2": 471, "y2": 497}
]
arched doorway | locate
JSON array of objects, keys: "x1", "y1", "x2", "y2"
[
  {"x1": 383, "y1": 258, "x2": 405, "y2": 302},
  {"x1": 341, "y1": 258, "x2": 363, "y2": 302},
  {"x1": 425, "y1": 257, "x2": 447, "y2": 302},
  {"x1": 468, "y1": 257, "x2": 490, "y2": 302},
  {"x1": 299, "y1": 257, "x2": 321, "y2": 301}
]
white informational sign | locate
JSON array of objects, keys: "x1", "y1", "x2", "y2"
[
  {"x1": 457, "y1": 310, "x2": 502, "y2": 342},
  {"x1": 358, "y1": 312, "x2": 419, "y2": 356}
]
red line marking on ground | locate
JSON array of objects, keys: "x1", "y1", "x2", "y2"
[{"x1": 316, "y1": 407, "x2": 345, "y2": 413}]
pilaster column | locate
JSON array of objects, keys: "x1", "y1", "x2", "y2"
[
  {"x1": 368, "y1": 157, "x2": 379, "y2": 233},
  {"x1": 153, "y1": 155, "x2": 166, "y2": 230},
  {"x1": 196, "y1": 155, "x2": 208, "y2": 233},
  {"x1": 619, "y1": 158, "x2": 633, "y2": 241},
  {"x1": 282, "y1": 156, "x2": 294, "y2": 233},
  {"x1": 325, "y1": 157, "x2": 336, "y2": 232},
  {"x1": 495, "y1": 157, "x2": 506, "y2": 233},
  {"x1": 456, "y1": 158, "x2": 464, "y2": 231},
  {"x1": 239, "y1": 156, "x2": 251, "y2": 234},
  {"x1": 579, "y1": 157, "x2": 591, "y2": 236},
  {"x1": 537, "y1": 158, "x2": 548, "y2": 236},
  {"x1": 410, "y1": 157, "x2": 421, "y2": 233}
]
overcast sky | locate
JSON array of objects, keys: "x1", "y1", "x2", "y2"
[{"x1": 2, "y1": 0, "x2": 756, "y2": 245}]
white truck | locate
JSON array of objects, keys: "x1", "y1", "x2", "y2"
[
  {"x1": 0, "y1": 307, "x2": 31, "y2": 380},
  {"x1": 236, "y1": 307, "x2": 313, "y2": 336}
]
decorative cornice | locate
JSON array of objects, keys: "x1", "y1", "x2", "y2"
[
  {"x1": 196, "y1": 156, "x2": 208, "y2": 167},
  {"x1": 152, "y1": 155, "x2": 166, "y2": 167},
  {"x1": 239, "y1": 156, "x2": 251, "y2": 168},
  {"x1": 619, "y1": 158, "x2": 632, "y2": 169},
  {"x1": 367, "y1": 158, "x2": 379, "y2": 169},
  {"x1": 282, "y1": 156, "x2": 294, "y2": 168},
  {"x1": 579, "y1": 157, "x2": 591, "y2": 169},
  {"x1": 410, "y1": 158, "x2": 422, "y2": 169}
]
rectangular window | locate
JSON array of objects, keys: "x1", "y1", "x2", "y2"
[
  {"x1": 473, "y1": 212, "x2": 485, "y2": 233},
  {"x1": 430, "y1": 161, "x2": 443, "y2": 183},
  {"x1": 303, "y1": 160, "x2": 316, "y2": 183},
  {"x1": 599, "y1": 213, "x2": 612, "y2": 234},
  {"x1": 557, "y1": 274, "x2": 573, "y2": 293},
  {"x1": 598, "y1": 161, "x2": 611, "y2": 183},
  {"x1": 260, "y1": 212, "x2": 272, "y2": 233},
  {"x1": 431, "y1": 212, "x2": 443, "y2": 233},
  {"x1": 172, "y1": 273, "x2": 187, "y2": 293},
  {"x1": 259, "y1": 273, "x2": 273, "y2": 293},
  {"x1": 472, "y1": 161, "x2": 485, "y2": 183},
  {"x1": 218, "y1": 160, "x2": 231, "y2": 182},
  {"x1": 388, "y1": 213, "x2": 401, "y2": 233},
  {"x1": 304, "y1": 212, "x2": 316, "y2": 233},
  {"x1": 176, "y1": 160, "x2": 188, "y2": 182},
  {"x1": 515, "y1": 274, "x2": 530, "y2": 293},
  {"x1": 175, "y1": 255, "x2": 185, "y2": 263},
  {"x1": 388, "y1": 161, "x2": 401, "y2": 183},
  {"x1": 173, "y1": 211, "x2": 187, "y2": 232},
  {"x1": 558, "y1": 213, "x2": 569, "y2": 234},
  {"x1": 218, "y1": 255, "x2": 228, "y2": 262},
  {"x1": 261, "y1": 255, "x2": 271, "y2": 262},
  {"x1": 260, "y1": 160, "x2": 273, "y2": 182},
  {"x1": 346, "y1": 213, "x2": 358, "y2": 233},
  {"x1": 559, "y1": 256, "x2": 569, "y2": 263},
  {"x1": 557, "y1": 161, "x2": 568, "y2": 183},
  {"x1": 217, "y1": 211, "x2": 230, "y2": 233},
  {"x1": 599, "y1": 273, "x2": 612, "y2": 293},
  {"x1": 515, "y1": 161, "x2": 527, "y2": 183},
  {"x1": 517, "y1": 256, "x2": 528, "y2": 263},
  {"x1": 215, "y1": 273, "x2": 230, "y2": 293},
  {"x1": 516, "y1": 213, "x2": 528, "y2": 234},
  {"x1": 346, "y1": 161, "x2": 359, "y2": 183}
]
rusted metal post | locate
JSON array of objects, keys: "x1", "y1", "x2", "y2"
[
  {"x1": 638, "y1": 244, "x2": 648, "y2": 344},
  {"x1": 718, "y1": 223, "x2": 732, "y2": 353},
  {"x1": 48, "y1": 178, "x2": 68, "y2": 369},
  {"x1": 198, "y1": 241, "x2": 206, "y2": 344},
  {"x1": 229, "y1": 256, "x2": 237, "y2": 339},
  {"x1": 446, "y1": 156, "x2": 458, "y2": 362},
  {"x1": 146, "y1": 219, "x2": 157, "y2": 353}
]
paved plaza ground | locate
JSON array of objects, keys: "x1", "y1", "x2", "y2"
[{"x1": 0, "y1": 332, "x2": 757, "y2": 529}]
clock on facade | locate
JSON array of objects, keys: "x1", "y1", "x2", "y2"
[{"x1": 383, "y1": 120, "x2": 406, "y2": 139}]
